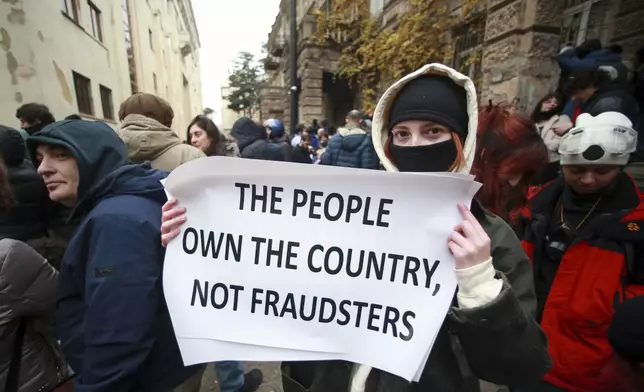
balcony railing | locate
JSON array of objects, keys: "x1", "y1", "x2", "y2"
[
  {"x1": 263, "y1": 56, "x2": 281, "y2": 71},
  {"x1": 270, "y1": 39, "x2": 287, "y2": 57}
]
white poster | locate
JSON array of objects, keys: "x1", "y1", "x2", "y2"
[{"x1": 163, "y1": 157, "x2": 480, "y2": 381}]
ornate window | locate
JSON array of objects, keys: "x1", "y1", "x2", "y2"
[
  {"x1": 560, "y1": 0, "x2": 613, "y2": 48},
  {"x1": 453, "y1": 18, "x2": 484, "y2": 92}
]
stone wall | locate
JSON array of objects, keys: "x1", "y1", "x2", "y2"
[
  {"x1": 258, "y1": 86, "x2": 288, "y2": 122},
  {"x1": 610, "y1": 0, "x2": 644, "y2": 64},
  {"x1": 480, "y1": 0, "x2": 563, "y2": 113}
]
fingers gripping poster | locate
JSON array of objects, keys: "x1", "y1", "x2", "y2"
[{"x1": 163, "y1": 157, "x2": 480, "y2": 381}]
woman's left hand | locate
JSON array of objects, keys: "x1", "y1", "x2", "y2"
[{"x1": 448, "y1": 203, "x2": 492, "y2": 270}]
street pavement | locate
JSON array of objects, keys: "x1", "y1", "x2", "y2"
[
  {"x1": 199, "y1": 362, "x2": 284, "y2": 392},
  {"x1": 197, "y1": 362, "x2": 506, "y2": 392}
]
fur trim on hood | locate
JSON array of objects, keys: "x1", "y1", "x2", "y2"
[{"x1": 371, "y1": 63, "x2": 479, "y2": 174}]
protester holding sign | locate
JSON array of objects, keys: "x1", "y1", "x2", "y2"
[{"x1": 160, "y1": 63, "x2": 550, "y2": 392}]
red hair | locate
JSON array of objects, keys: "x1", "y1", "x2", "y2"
[{"x1": 472, "y1": 104, "x2": 548, "y2": 222}]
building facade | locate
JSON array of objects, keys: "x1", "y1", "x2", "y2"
[
  {"x1": 261, "y1": 0, "x2": 644, "y2": 129},
  {"x1": 0, "y1": 0, "x2": 202, "y2": 139},
  {"x1": 220, "y1": 76, "x2": 243, "y2": 133}
]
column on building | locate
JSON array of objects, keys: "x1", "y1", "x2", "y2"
[
  {"x1": 480, "y1": 0, "x2": 564, "y2": 113},
  {"x1": 297, "y1": 13, "x2": 325, "y2": 126},
  {"x1": 298, "y1": 56, "x2": 325, "y2": 125}
]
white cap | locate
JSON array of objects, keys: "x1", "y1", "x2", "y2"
[{"x1": 559, "y1": 112, "x2": 638, "y2": 166}]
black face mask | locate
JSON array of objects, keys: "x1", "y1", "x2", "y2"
[{"x1": 389, "y1": 138, "x2": 458, "y2": 173}]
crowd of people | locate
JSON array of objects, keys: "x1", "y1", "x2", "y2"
[{"x1": 0, "y1": 38, "x2": 643, "y2": 392}]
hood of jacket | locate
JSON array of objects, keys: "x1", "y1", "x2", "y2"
[
  {"x1": 0, "y1": 125, "x2": 26, "y2": 166},
  {"x1": 71, "y1": 162, "x2": 168, "y2": 220},
  {"x1": 371, "y1": 63, "x2": 478, "y2": 174},
  {"x1": 27, "y1": 120, "x2": 130, "y2": 203},
  {"x1": 336, "y1": 126, "x2": 368, "y2": 152},
  {"x1": 117, "y1": 114, "x2": 183, "y2": 162},
  {"x1": 230, "y1": 117, "x2": 266, "y2": 151}
]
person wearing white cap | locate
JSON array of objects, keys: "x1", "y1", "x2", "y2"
[{"x1": 518, "y1": 111, "x2": 644, "y2": 392}]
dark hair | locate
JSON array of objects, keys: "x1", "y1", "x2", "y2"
[
  {"x1": 563, "y1": 68, "x2": 610, "y2": 96},
  {"x1": 347, "y1": 110, "x2": 363, "y2": 122},
  {"x1": 607, "y1": 44, "x2": 623, "y2": 55},
  {"x1": 187, "y1": 115, "x2": 221, "y2": 156},
  {"x1": 295, "y1": 124, "x2": 306, "y2": 134},
  {"x1": 472, "y1": 105, "x2": 548, "y2": 222},
  {"x1": 15, "y1": 103, "x2": 55, "y2": 126},
  {"x1": 576, "y1": 39, "x2": 603, "y2": 58},
  {"x1": 301, "y1": 133, "x2": 312, "y2": 143},
  {"x1": 65, "y1": 114, "x2": 82, "y2": 120},
  {"x1": 531, "y1": 92, "x2": 564, "y2": 122}
]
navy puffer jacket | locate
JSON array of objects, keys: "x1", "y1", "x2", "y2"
[{"x1": 320, "y1": 126, "x2": 380, "y2": 169}]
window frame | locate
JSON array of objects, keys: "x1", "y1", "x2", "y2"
[
  {"x1": 89, "y1": 1, "x2": 103, "y2": 42},
  {"x1": 99, "y1": 85, "x2": 114, "y2": 120},
  {"x1": 452, "y1": 19, "x2": 484, "y2": 93},
  {"x1": 72, "y1": 71, "x2": 94, "y2": 116},
  {"x1": 560, "y1": 0, "x2": 605, "y2": 48},
  {"x1": 62, "y1": 0, "x2": 80, "y2": 23}
]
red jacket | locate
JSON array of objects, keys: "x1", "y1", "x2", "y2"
[{"x1": 521, "y1": 174, "x2": 644, "y2": 392}]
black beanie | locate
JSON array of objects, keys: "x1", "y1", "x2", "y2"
[
  {"x1": 388, "y1": 75, "x2": 469, "y2": 142},
  {"x1": 607, "y1": 296, "x2": 644, "y2": 363}
]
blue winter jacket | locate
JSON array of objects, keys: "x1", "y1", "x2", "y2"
[
  {"x1": 320, "y1": 126, "x2": 380, "y2": 169},
  {"x1": 27, "y1": 120, "x2": 198, "y2": 392},
  {"x1": 557, "y1": 48, "x2": 628, "y2": 83}
]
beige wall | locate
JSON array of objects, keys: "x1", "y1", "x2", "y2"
[
  {"x1": 0, "y1": 0, "x2": 131, "y2": 128},
  {"x1": 220, "y1": 77, "x2": 242, "y2": 133},
  {"x1": 0, "y1": 0, "x2": 202, "y2": 140},
  {"x1": 128, "y1": 0, "x2": 202, "y2": 140}
]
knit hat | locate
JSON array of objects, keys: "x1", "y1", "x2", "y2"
[
  {"x1": 558, "y1": 112, "x2": 637, "y2": 166},
  {"x1": 118, "y1": 93, "x2": 175, "y2": 128},
  {"x1": 608, "y1": 296, "x2": 644, "y2": 363},
  {"x1": 388, "y1": 75, "x2": 469, "y2": 142}
]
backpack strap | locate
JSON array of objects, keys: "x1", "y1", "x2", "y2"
[
  {"x1": 5, "y1": 318, "x2": 27, "y2": 392},
  {"x1": 623, "y1": 242, "x2": 644, "y2": 285}
]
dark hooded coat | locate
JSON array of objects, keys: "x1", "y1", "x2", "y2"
[
  {"x1": 27, "y1": 121, "x2": 199, "y2": 392},
  {"x1": 231, "y1": 117, "x2": 289, "y2": 161}
]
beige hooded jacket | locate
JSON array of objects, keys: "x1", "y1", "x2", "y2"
[
  {"x1": 118, "y1": 114, "x2": 205, "y2": 172},
  {"x1": 346, "y1": 64, "x2": 549, "y2": 391}
]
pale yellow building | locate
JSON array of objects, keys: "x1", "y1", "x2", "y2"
[
  {"x1": 0, "y1": 0, "x2": 202, "y2": 140},
  {"x1": 219, "y1": 76, "x2": 242, "y2": 133}
]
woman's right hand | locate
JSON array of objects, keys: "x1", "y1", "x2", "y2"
[{"x1": 161, "y1": 199, "x2": 187, "y2": 247}]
